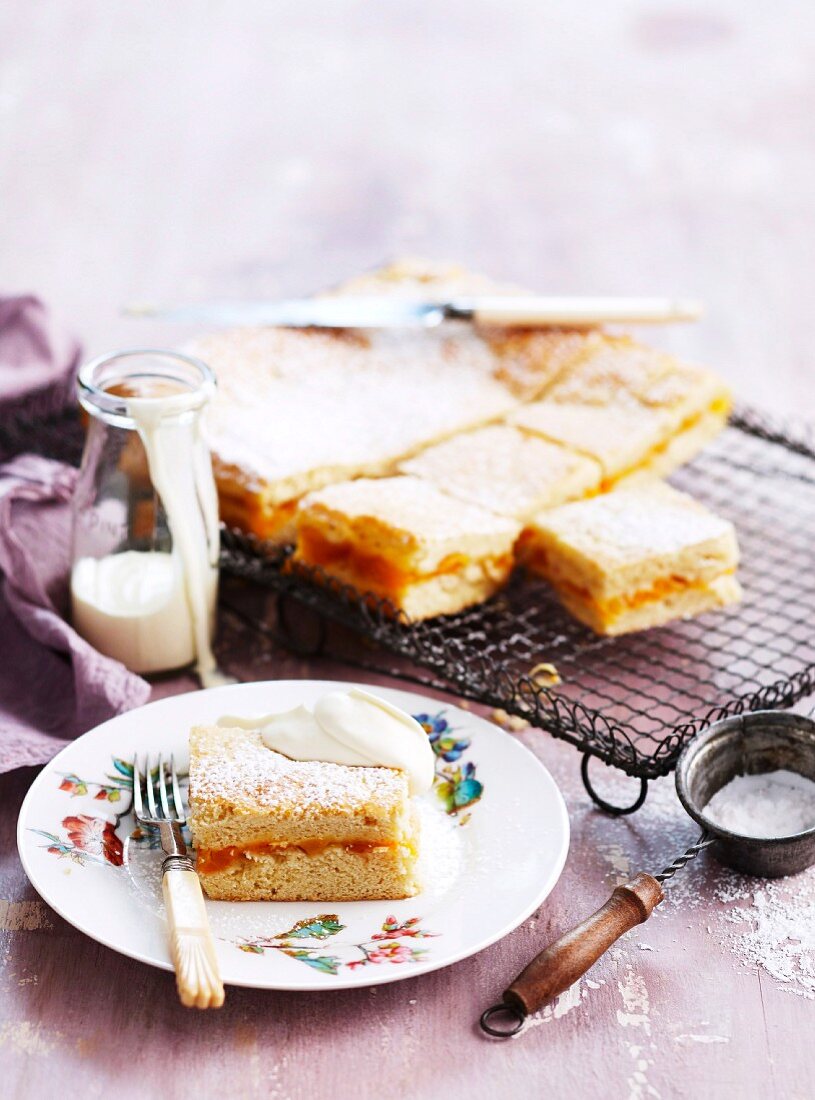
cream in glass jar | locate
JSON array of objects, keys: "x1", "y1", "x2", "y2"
[{"x1": 70, "y1": 348, "x2": 229, "y2": 685}]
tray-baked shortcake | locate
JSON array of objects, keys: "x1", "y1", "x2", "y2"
[
  {"x1": 398, "y1": 424, "x2": 602, "y2": 521},
  {"x1": 292, "y1": 475, "x2": 521, "y2": 619},
  {"x1": 520, "y1": 481, "x2": 742, "y2": 635},
  {"x1": 188, "y1": 723, "x2": 422, "y2": 901},
  {"x1": 192, "y1": 260, "x2": 597, "y2": 542}
]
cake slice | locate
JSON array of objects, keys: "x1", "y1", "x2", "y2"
[
  {"x1": 187, "y1": 725, "x2": 421, "y2": 901},
  {"x1": 521, "y1": 481, "x2": 741, "y2": 635},
  {"x1": 624, "y1": 360, "x2": 732, "y2": 477},
  {"x1": 541, "y1": 336, "x2": 732, "y2": 478},
  {"x1": 508, "y1": 401, "x2": 675, "y2": 489},
  {"x1": 292, "y1": 475, "x2": 521, "y2": 619},
  {"x1": 398, "y1": 424, "x2": 602, "y2": 521},
  {"x1": 543, "y1": 336, "x2": 677, "y2": 407}
]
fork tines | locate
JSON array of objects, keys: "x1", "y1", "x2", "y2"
[{"x1": 132, "y1": 754, "x2": 185, "y2": 824}]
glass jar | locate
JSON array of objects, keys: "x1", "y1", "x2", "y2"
[{"x1": 70, "y1": 348, "x2": 219, "y2": 677}]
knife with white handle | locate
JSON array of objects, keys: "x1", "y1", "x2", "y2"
[{"x1": 124, "y1": 295, "x2": 702, "y2": 330}]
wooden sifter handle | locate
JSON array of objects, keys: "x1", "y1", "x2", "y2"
[{"x1": 482, "y1": 873, "x2": 663, "y2": 1034}]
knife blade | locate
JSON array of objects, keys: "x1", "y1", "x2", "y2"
[{"x1": 124, "y1": 295, "x2": 702, "y2": 329}]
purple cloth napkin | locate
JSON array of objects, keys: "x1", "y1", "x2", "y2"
[
  {"x1": 0, "y1": 299, "x2": 150, "y2": 773},
  {"x1": 0, "y1": 295, "x2": 82, "y2": 421}
]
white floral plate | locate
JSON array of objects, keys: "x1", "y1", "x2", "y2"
[{"x1": 17, "y1": 680, "x2": 569, "y2": 991}]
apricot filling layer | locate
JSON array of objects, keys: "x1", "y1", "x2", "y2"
[
  {"x1": 597, "y1": 399, "x2": 731, "y2": 491},
  {"x1": 216, "y1": 481, "x2": 299, "y2": 540},
  {"x1": 529, "y1": 563, "x2": 735, "y2": 617},
  {"x1": 296, "y1": 526, "x2": 475, "y2": 595},
  {"x1": 196, "y1": 838, "x2": 407, "y2": 874}
]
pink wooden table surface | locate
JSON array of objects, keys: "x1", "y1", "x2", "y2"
[{"x1": 2, "y1": 4, "x2": 815, "y2": 1097}]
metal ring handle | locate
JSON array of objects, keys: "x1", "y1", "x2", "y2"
[
  {"x1": 581, "y1": 753, "x2": 648, "y2": 816},
  {"x1": 479, "y1": 1002, "x2": 527, "y2": 1038}
]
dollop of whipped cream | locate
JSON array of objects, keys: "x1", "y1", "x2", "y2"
[{"x1": 217, "y1": 688, "x2": 435, "y2": 796}]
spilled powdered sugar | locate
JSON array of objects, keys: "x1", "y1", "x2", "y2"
[
  {"x1": 413, "y1": 798, "x2": 465, "y2": 901},
  {"x1": 714, "y1": 879, "x2": 815, "y2": 997},
  {"x1": 524, "y1": 979, "x2": 584, "y2": 1029}
]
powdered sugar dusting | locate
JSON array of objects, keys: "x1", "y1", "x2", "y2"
[
  {"x1": 399, "y1": 425, "x2": 601, "y2": 519},
  {"x1": 301, "y1": 475, "x2": 520, "y2": 542},
  {"x1": 414, "y1": 798, "x2": 464, "y2": 900},
  {"x1": 510, "y1": 400, "x2": 670, "y2": 472},
  {"x1": 189, "y1": 725, "x2": 407, "y2": 818},
  {"x1": 703, "y1": 769, "x2": 815, "y2": 838},
  {"x1": 546, "y1": 339, "x2": 727, "y2": 421},
  {"x1": 535, "y1": 732, "x2": 815, "y2": 1007},
  {"x1": 524, "y1": 980, "x2": 584, "y2": 1030},
  {"x1": 617, "y1": 966, "x2": 651, "y2": 1032},
  {"x1": 675, "y1": 1033, "x2": 730, "y2": 1045},
  {"x1": 530, "y1": 480, "x2": 736, "y2": 561},
  {"x1": 189, "y1": 260, "x2": 611, "y2": 498},
  {"x1": 197, "y1": 323, "x2": 522, "y2": 492}
]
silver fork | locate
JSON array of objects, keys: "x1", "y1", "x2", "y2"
[{"x1": 133, "y1": 754, "x2": 224, "y2": 1008}]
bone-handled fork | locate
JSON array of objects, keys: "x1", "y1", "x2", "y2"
[{"x1": 133, "y1": 755, "x2": 225, "y2": 1008}]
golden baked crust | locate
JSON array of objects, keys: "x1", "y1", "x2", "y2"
[
  {"x1": 292, "y1": 476, "x2": 520, "y2": 619},
  {"x1": 187, "y1": 725, "x2": 421, "y2": 901},
  {"x1": 521, "y1": 481, "x2": 741, "y2": 635},
  {"x1": 399, "y1": 424, "x2": 602, "y2": 520}
]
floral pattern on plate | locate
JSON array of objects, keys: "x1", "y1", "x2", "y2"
[
  {"x1": 235, "y1": 913, "x2": 438, "y2": 976},
  {"x1": 57, "y1": 757, "x2": 133, "y2": 803},
  {"x1": 416, "y1": 711, "x2": 484, "y2": 822},
  {"x1": 29, "y1": 814, "x2": 124, "y2": 867}
]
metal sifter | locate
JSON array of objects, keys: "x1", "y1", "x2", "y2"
[{"x1": 480, "y1": 710, "x2": 815, "y2": 1038}]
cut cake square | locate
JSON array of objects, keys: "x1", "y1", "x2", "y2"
[
  {"x1": 292, "y1": 475, "x2": 521, "y2": 619},
  {"x1": 543, "y1": 336, "x2": 677, "y2": 407},
  {"x1": 541, "y1": 336, "x2": 732, "y2": 479},
  {"x1": 624, "y1": 360, "x2": 733, "y2": 477},
  {"x1": 187, "y1": 725, "x2": 421, "y2": 901},
  {"x1": 521, "y1": 481, "x2": 742, "y2": 635},
  {"x1": 398, "y1": 424, "x2": 602, "y2": 521},
  {"x1": 507, "y1": 401, "x2": 675, "y2": 488}
]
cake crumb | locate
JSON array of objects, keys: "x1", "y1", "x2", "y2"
[{"x1": 490, "y1": 708, "x2": 529, "y2": 732}]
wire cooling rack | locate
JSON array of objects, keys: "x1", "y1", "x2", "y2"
[{"x1": 7, "y1": 403, "x2": 815, "y2": 812}]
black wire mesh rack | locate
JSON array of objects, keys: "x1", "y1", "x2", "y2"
[{"x1": 6, "y1": 402, "x2": 815, "y2": 813}]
